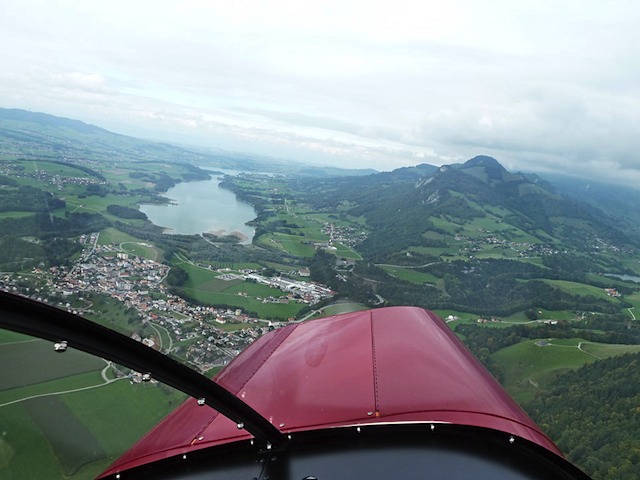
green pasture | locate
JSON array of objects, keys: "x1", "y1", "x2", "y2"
[
  {"x1": 542, "y1": 279, "x2": 617, "y2": 301},
  {"x1": 271, "y1": 211, "x2": 326, "y2": 233},
  {"x1": 179, "y1": 262, "x2": 244, "y2": 292},
  {"x1": 101, "y1": 164, "x2": 174, "y2": 190},
  {"x1": 0, "y1": 211, "x2": 32, "y2": 219},
  {"x1": 408, "y1": 245, "x2": 460, "y2": 257},
  {"x1": 586, "y1": 273, "x2": 635, "y2": 289},
  {"x1": 258, "y1": 232, "x2": 317, "y2": 257},
  {"x1": 492, "y1": 338, "x2": 640, "y2": 404},
  {"x1": 304, "y1": 212, "x2": 343, "y2": 223},
  {"x1": 65, "y1": 194, "x2": 140, "y2": 217},
  {"x1": 180, "y1": 288, "x2": 304, "y2": 319},
  {"x1": 148, "y1": 321, "x2": 172, "y2": 350},
  {"x1": 430, "y1": 210, "x2": 542, "y2": 246},
  {"x1": 463, "y1": 217, "x2": 509, "y2": 238},
  {"x1": 15, "y1": 159, "x2": 94, "y2": 178},
  {"x1": 176, "y1": 259, "x2": 304, "y2": 315},
  {"x1": 332, "y1": 242, "x2": 361, "y2": 260},
  {"x1": 0, "y1": 330, "x2": 31, "y2": 344},
  {"x1": 492, "y1": 338, "x2": 598, "y2": 403},
  {"x1": 0, "y1": 403, "x2": 61, "y2": 479},
  {"x1": 519, "y1": 256, "x2": 544, "y2": 266},
  {"x1": 626, "y1": 292, "x2": 640, "y2": 311},
  {"x1": 379, "y1": 265, "x2": 440, "y2": 285},
  {"x1": 500, "y1": 309, "x2": 577, "y2": 324},
  {"x1": 580, "y1": 342, "x2": 640, "y2": 357},
  {"x1": 119, "y1": 241, "x2": 161, "y2": 261},
  {"x1": 0, "y1": 379, "x2": 186, "y2": 480},
  {"x1": 176, "y1": 256, "x2": 289, "y2": 296},
  {"x1": 63, "y1": 380, "x2": 186, "y2": 467},
  {"x1": 212, "y1": 321, "x2": 255, "y2": 332},
  {"x1": 299, "y1": 210, "x2": 365, "y2": 234},
  {"x1": 24, "y1": 396, "x2": 105, "y2": 477},
  {"x1": 483, "y1": 205, "x2": 512, "y2": 217},
  {"x1": 316, "y1": 301, "x2": 368, "y2": 317},
  {"x1": 0, "y1": 339, "x2": 104, "y2": 391},
  {"x1": 0, "y1": 371, "x2": 105, "y2": 407},
  {"x1": 618, "y1": 258, "x2": 640, "y2": 275},
  {"x1": 262, "y1": 261, "x2": 301, "y2": 272},
  {"x1": 222, "y1": 281, "x2": 286, "y2": 298},
  {"x1": 433, "y1": 309, "x2": 477, "y2": 324},
  {"x1": 422, "y1": 230, "x2": 447, "y2": 241},
  {"x1": 212, "y1": 262, "x2": 263, "y2": 270},
  {"x1": 98, "y1": 227, "x2": 145, "y2": 245},
  {"x1": 84, "y1": 293, "x2": 145, "y2": 336},
  {"x1": 431, "y1": 217, "x2": 460, "y2": 234},
  {"x1": 468, "y1": 246, "x2": 520, "y2": 260}
]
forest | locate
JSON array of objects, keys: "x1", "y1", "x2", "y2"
[{"x1": 527, "y1": 354, "x2": 640, "y2": 479}]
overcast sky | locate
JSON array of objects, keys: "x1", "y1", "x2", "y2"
[{"x1": 1, "y1": 1, "x2": 639, "y2": 183}]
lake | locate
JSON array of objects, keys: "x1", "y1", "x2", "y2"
[
  {"x1": 139, "y1": 177, "x2": 256, "y2": 243},
  {"x1": 604, "y1": 273, "x2": 640, "y2": 284}
]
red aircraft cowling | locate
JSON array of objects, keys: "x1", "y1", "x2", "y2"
[{"x1": 99, "y1": 306, "x2": 563, "y2": 478}]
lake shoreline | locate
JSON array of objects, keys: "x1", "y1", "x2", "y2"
[{"x1": 139, "y1": 177, "x2": 256, "y2": 244}]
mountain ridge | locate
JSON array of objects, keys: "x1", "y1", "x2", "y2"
[{"x1": 294, "y1": 155, "x2": 636, "y2": 263}]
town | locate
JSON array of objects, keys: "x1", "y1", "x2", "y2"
[{"x1": 0, "y1": 231, "x2": 336, "y2": 375}]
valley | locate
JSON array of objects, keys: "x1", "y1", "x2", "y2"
[{"x1": 1, "y1": 109, "x2": 640, "y2": 479}]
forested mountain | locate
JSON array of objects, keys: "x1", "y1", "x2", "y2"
[
  {"x1": 543, "y1": 172, "x2": 640, "y2": 238},
  {"x1": 294, "y1": 155, "x2": 637, "y2": 260}
]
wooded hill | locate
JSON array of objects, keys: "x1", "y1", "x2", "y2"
[{"x1": 294, "y1": 155, "x2": 636, "y2": 259}]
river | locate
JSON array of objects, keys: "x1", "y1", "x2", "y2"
[{"x1": 139, "y1": 176, "x2": 256, "y2": 244}]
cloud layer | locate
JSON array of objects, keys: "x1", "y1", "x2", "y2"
[{"x1": 1, "y1": 0, "x2": 639, "y2": 183}]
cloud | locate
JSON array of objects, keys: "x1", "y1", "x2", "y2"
[{"x1": 1, "y1": 0, "x2": 639, "y2": 183}]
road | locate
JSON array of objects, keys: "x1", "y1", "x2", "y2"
[
  {"x1": 545, "y1": 340, "x2": 602, "y2": 360},
  {"x1": 577, "y1": 342, "x2": 602, "y2": 359},
  {"x1": 148, "y1": 321, "x2": 174, "y2": 353}
]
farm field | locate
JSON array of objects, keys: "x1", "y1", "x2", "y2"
[
  {"x1": 0, "y1": 370, "x2": 106, "y2": 407},
  {"x1": 119, "y1": 241, "x2": 161, "y2": 261},
  {"x1": 542, "y1": 279, "x2": 617, "y2": 301},
  {"x1": 257, "y1": 232, "x2": 317, "y2": 257},
  {"x1": 97, "y1": 227, "x2": 144, "y2": 245},
  {"x1": 175, "y1": 258, "x2": 307, "y2": 319},
  {"x1": 499, "y1": 310, "x2": 577, "y2": 323},
  {"x1": 0, "y1": 339, "x2": 105, "y2": 391},
  {"x1": 0, "y1": 379, "x2": 186, "y2": 480},
  {"x1": 181, "y1": 289, "x2": 304, "y2": 319},
  {"x1": 307, "y1": 301, "x2": 369, "y2": 319},
  {"x1": 379, "y1": 265, "x2": 441, "y2": 285},
  {"x1": 83, "y1": 294, "x2": 148, "y2": 336},
  {"x1": 492, "y1": 338, "x2": 640, "y2": 404}
]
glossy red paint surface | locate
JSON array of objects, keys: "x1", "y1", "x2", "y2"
[{"x1": 100, "y1": 307, "x2": 562, "y2": 478}]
